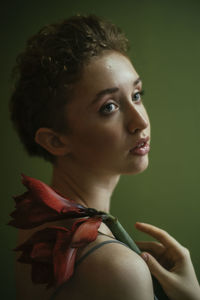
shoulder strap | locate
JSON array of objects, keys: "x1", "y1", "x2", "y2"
[{"x1": 75, "y1": 239, "x2": 130, "y2": 267}]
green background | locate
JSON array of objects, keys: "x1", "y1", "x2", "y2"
[{"x1": 1, "y1": 0, "x2": 200, "y2": 298}]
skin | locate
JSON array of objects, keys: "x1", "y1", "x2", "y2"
[
  {"x1": 35, "y1": 50, "x2": 150, "y2": 218},
  {"x1": 33, "y1": 50, "x2": 200, "y2": 299},
  {"x1": 135, "y1": 222, "x2": 200, "y2": 300}
]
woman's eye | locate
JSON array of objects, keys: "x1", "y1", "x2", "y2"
[
  {"x1": 100, "y1": 103, "x2": 118, "y2": 115},
  {"x1": 132, "y1": 90, "x2": 145, "y2": 102}
]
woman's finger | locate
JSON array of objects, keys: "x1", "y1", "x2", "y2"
[
  {"x1": 135, "y1": 222, "x2": 183, "y2": 254},
  {"x1": 141, "y1": 252, "x2": 172, "y2": 289},
  {"x1": 136, "y1": 241, "x2": 165, "y2": 255}
]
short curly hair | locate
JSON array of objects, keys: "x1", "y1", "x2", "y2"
[{"x1": 9, "y1": 14, "x2": 130, "y2": 163}]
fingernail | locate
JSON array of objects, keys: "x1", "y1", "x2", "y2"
[
  {"x1": 135, "y1": 222, "x2": 141, "y2": 226},
  {"x1": 141, "y1": 252, "x2": 148, "y2": 262}
]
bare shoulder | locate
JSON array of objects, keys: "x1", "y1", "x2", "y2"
[
  {"x1": 55, "y1": 236, "x2": 154, "y2": 300},
  {"x1": 79, "y1": 239, "x2": 154, "y2": 299}
]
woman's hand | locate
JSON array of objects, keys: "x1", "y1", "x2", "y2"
[{"x1": 135, "y1": 222, "x2": 200, "y2": 300}]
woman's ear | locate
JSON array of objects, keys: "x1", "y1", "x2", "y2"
[{"x1": 34, "y1": 128, "x2": 70, "y2": 156}]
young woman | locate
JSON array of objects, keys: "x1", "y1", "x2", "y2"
[{"x1": 9, "y1": 14, "x2": 200, "y2": 300}]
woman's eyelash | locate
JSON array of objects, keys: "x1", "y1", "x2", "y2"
[
  {"x1": 100, "y1": 89, "x2": 146, "y2": 115},
  {"x1": 140, "y1": 89, "x2": 145, "y2": 96},
  {"x1": 133, "y1": 89, "x2": 145, "y2": 101},
  {"x1": 100, "y1": 102, "x2": 117, "y2": 114}
]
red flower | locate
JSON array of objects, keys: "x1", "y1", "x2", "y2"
[
  {"x1": 16, "y1": 217, "x2": 102, "y2": 288},
  {"x1": 9, "y1": 174, "x2": 97, "y2": 229},
  {"x1": 9, "y1": 174, "x2": 104, "y2": 287}
]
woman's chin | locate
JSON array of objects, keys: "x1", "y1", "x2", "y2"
[{"x1": 122, "y1": 155, "x2": 149, "y2": 175}]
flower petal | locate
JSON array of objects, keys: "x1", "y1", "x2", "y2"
[
  {"x1": 10, "y1": 175, "x2": 105, "y2": 288},
  {"x1": 53, "y1": 229, "x2": 76, "y2": 286},
  {"x1": 71, "y1": 217, "x2": 102, "y2": 248},
  {"x1": 31, "y1": 242, "x2": 52, "y2": 262},
  {"x1": 9, "y1": 174, "x2": 88, "y2": 228},
  {"x1": 31, "y1": 262, "x2": 54, "y2": 286},
  {"x1": 15, "y1": 226, "x2": 73, "y2": 287},
  {"x1": 21, "y1": 174, "x2": 84, "y2": 213},
  {"x1": 15, "y1": 227, "x2": 70, "y2": 262}
]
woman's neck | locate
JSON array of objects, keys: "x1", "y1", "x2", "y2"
[{"x1": 50, "y1": 159, "x2": 120, "y2": 214}]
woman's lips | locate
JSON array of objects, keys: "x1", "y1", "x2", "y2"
[{"x1": 129, "y1": 141, "x2": 150, "y2": 156}]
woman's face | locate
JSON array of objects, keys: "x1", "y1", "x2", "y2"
[{"x1": 64, "y1": 51, "x2": 151, "y2": 175}]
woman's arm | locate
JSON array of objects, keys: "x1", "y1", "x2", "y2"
[{"x1": 135, "y1": 222, "x2": 200, "y2": 300}]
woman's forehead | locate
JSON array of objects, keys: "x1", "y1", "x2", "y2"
[
  {"x1": 84, "y1": 51, "x2": 138, "y2": 79},
  {"x1": 72, "y1": 51, "x2": 139, "y2": 99}
]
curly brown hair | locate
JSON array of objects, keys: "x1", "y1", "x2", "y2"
[{"x1": 9, "y1": 14, "x2": 130, "y2": 163}]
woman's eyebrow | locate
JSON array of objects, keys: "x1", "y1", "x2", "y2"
[{"x1": 91, "y1": 77, "x2": 141, "y2": 105}]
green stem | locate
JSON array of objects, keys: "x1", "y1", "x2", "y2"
[{"x1": 102, "y1": 213, "x2": 141, "y2": 254}]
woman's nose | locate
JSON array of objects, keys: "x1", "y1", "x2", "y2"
[{"x1": 126, "y1": 104, "x2": 149, "y2": 134}]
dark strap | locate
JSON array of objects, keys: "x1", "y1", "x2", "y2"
[{"x1": 75, "y1": 239, "x2": 130, "y2": 267}]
